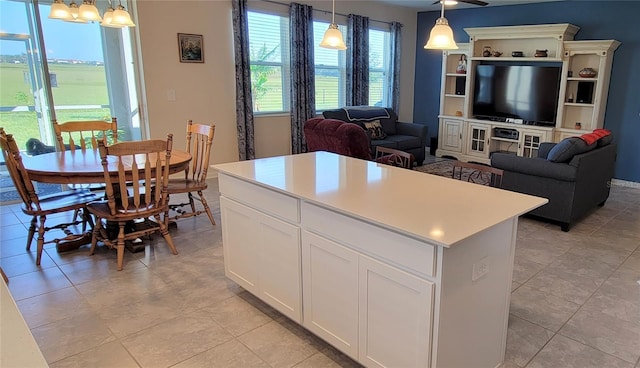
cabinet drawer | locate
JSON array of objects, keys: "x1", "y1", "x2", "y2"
[
  {"x1": 301, "y1": 202, "x2": 436, "y2": 278},
  {"x1": 219, "y1": 174, "x2": 299, "y2": 223}
]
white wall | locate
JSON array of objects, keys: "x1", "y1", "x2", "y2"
[{"x1": 136, "y1": 0, "x2": 417, "y2": 163}]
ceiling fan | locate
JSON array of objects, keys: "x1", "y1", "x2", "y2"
[{"x1": 432, "y1": 0, "x2": 489, "y2": 6}]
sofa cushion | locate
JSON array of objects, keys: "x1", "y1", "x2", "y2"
[
  {"x1": 547, "y1": 137, "x2": 595, "y2": 163},
  {"x1": 385, "y1": 135, "x2": 422, "y2": 151},
  {"x1": 363, "y1": 120, "x2": 387, "y2": 140},
  {"x1": 370, "y1": 139, "x2": 398, "y2": 149},
  {"x1": 597, "y1": 134, "x2": 613, "y2": 146}
]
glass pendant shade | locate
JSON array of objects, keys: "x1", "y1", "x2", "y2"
[
  {"x1": 424, "y1": 17, "x2": 458, "y2": 50},
  {"x1": 320, "y1": 24, "x2": 347, "y2": 50},
  {"x1": 78, "y1": 0, "x2": 102, "y2": 21},
  {"x1": 64, "y1": 2, "x2": 88, "y2": 23},
  {"x1": 101, "y1": 7, "x2": 120, "y2": 27},
  {"x1": 112, "y1": 5, "x2": 135, "y2": 27},
  {"x1": 49, "y1": 0, "x2": 70, "y2": 20}
]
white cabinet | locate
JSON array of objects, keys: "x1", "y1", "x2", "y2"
[
  {"x1": 559, "y1": 40, "x2": 620, "y2": 132},
  {"x1": 466, "y1": 123, "x2": 490, "y2": 158},
  {"x1": 302, "y1": 231, "x2": 359, "y2": 359},
  {"x1": 436, "y1": 24, "x2": 619, "y2": 164},
  {"x1": 359, "y1": 255, "x2": 433, "y2": 368},
  {"x1": 221, "y1": 196, "x2": 302, "y2": 323},
  {"x1": 518, "y1": 129, "x2": 549, "y2": 158},
  {"x1": 438, "y1": 118, "x2": 463, "y2": 153}
]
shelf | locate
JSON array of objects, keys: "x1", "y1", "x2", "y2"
[
  {"x1": 470, "y1": 57, "x2": 562, "y2": 62},
  {"x1": 445, "y1": 73, "x2": 467, "y2": 77},
  {"x1": 491, "y1": 137, "x2": 518, "y2": 143},
  {"x1": 567, "y1": 77, "x2": 597, "y2": 81},
  {"x1": 564, "y1": 102, "x2": 595, "y2": 107},
  {"x1": 444, "y1": 94, "x2": 465, "y2": 98}
]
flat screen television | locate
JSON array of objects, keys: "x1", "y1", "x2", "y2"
[{"x1": 472, "y1": 64, "x2": 561, "y2": 126}]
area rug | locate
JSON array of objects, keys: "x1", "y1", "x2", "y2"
[{"x1": 415, "y1": 159, "x2": 491, "y2": 185}]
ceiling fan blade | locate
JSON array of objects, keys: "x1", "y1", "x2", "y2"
[
  {"x1": 460, "y1": 0, "x2": 489, "y2": 6},
  {"x1": 432, "y1": 0, "x2": 489, "y2": 5}
]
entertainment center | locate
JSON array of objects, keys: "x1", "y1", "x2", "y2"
[{"x1": 436, "y1": 23, "x2": 620, "y2": 163}]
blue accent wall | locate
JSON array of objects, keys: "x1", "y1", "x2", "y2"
[{"x1": 414, "y1": 1, "x2": 640, "y2": 182}]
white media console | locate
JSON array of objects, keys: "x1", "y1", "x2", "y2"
[
  {"x1": 213, "y1": 152, "x2": 547, "y2": 368},
  {"x1": 437, "y1": 23, "x2": 620, "y2": 163}
]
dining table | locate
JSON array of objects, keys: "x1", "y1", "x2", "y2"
[{"x1": 22, "y1": 148, "x2": 192, "y2": 252}]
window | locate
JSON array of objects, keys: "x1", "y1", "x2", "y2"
[
  {"x1": 369, "y1": 28, "x2": 391, "y2": 107},
  {"x1": 247, "y1": 11, "x2": 290, "y2": 114},
  {"x1": 313, "y1": 21, "x2": 346, "y2": 112}
]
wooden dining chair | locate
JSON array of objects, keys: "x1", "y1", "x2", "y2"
[
  {"x1": 53, "y1": 118, "x2": 118, "y2": 153},
  {"x1": 0, "y1": 128, "x2": 99, "y2": 266},
  {"x1": 451, "y1": 161, "x2": 504, "y2": 188},
  {"x1": 374, "y1": 146, "x2": 414, "y2": 169},
  {"x1": 87, "y1": 135, "x2": 178, "y2": 270},
  {"x1": 164, "y1": 120, "x2": 216, "y2": 227}
]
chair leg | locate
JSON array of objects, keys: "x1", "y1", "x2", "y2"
[
  {"x1": 36, "y1": 215, "x2": 46, "y2": 266},
  {"x1": 188, "y1": 192, "x2": 196, "y2": 214},
  {"x1": 26, "y1": 216, "x2": 37, "y2": 251},
  {"x1": 164, "y1": 194, "x2": 171, "y2": 227},
  {"x1": 198, "y1": 190, "x2": 216, "y2": 226},
  {"x1": 155, "y1": 214, "x2": 178, "y2": 255},
  {"x1": 90, "y1": 218, "x2": 102, "y2": 255},
  {"x1": 116, "y1": 223, "x2": 126, "y2": 271}
]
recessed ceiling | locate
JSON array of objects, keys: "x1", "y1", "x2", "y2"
[{"x1": 374, "y1": 0, "x2": 563, "y2": 12}]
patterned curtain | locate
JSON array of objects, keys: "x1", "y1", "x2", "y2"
[
  {"x1": 389, "y1": 21, "x2": 402, "y2": 113},
  {"x1": 289, "y1": 3, "x2": 315, "y2": 154},
  {"x1": 346, "y1": 14, "x2": 369, "y2": 106},
  {"x1": 232, "y1": 0, "x2": 255, "y2": 160}
]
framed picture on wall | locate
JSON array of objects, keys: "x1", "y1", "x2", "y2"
[{"x1": 178, "y1": 33, "x2": 204, "y2": 63}]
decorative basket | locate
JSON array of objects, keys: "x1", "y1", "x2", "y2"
[{"x1": 579, "y1": 68, "x2": 597, "y2": 78}]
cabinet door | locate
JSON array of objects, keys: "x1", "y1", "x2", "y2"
[
  {"x1": 359, "y1": 256, "x2": 434, "y2": 368},
  {"x1": 220, "y1": 197, "x2": 259, "y2": 293},
  {"x1": 518, "y1": 130, "x2": 546, "y2": 158},
  {"x1": 466, "y1": 124, "x2": 490, "y2": 158},
  {"x1": 258, "y1": 213, "x2": 301, "y2": 323},
  {"x1": 302, "y1": 231, "x2": 359, "y2": 360},
  {"x1": 221, "y1": 196, "x2": 302, "y2": 323},
  {"x1": 440, "y1": 119, "x2": 463, "y2": 152}
]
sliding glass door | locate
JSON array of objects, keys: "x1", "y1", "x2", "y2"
[{"x1": 0, "y1": 0, "x2": 142, "y2": 150}]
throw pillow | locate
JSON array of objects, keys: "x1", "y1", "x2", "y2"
[
  {"x1": 579, "y1": 128, "x2": 611, "y2": 145},
  {"x1": 547, "y1": 137, "x2": 595, "y2": 163},
  {"x1": 364, "y1": 120, "x2": 387, "y2": 140}
]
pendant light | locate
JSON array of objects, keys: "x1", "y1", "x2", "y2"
[
  {"x1": 48, "y1": 0, "x2": 70, "y2": 20},
  {"x1": 320, "y1": 0, "x2": 346, "y2": 50},
  {"x1": 64, "y1": 1, "x2": 88, "y2": 23},
  {"x1": 78, "y1": 0, "x2": 102, "y2": 22},
  {"x1": 424, "y1": 0, "x2": 458, "y2": 50}
]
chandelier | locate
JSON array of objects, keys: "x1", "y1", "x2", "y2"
[{"x1": 48, "y1": 0, "x2": 135, "y2": 28}]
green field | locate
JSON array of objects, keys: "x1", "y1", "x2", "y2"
[{"x1": 0, "y1": 62, "x2": 109, "y2": 149}]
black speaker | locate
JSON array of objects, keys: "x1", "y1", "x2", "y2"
[
  {"x1": 455, "y1": 77, "x2": 466, "y2": 95},
  {"x1": 576, "y1": 82, "x2": 594, "y2": 104}
]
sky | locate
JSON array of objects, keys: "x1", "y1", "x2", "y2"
[{"x1": 0, "y1": 0, "x2": 104, "y2": 61}]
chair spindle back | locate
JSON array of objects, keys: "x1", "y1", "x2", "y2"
[
  {"x1": 0, "y1": 129, "x2": 41, "y2": 211},
  {"x1": 98, "y1": 135, "x2": 173, "y2": 216},
  {"x1": 53, "y1": 118, "x2": 118, "y2": 153},
  {"x1": 184, "y1": 120, "x2": 215, "y2": 183}
]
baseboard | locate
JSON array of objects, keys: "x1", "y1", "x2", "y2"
[{"x1": 610, "y1": 179, "x2": 640, "y2": 189}]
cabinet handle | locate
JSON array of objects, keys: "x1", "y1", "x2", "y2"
[{"x1": 460, "y1": 133, "x2": 462, "y2": 139}]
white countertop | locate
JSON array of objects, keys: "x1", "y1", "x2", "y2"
[
  {"x1": 212, "y1": 152, "x2": 547, "y2": 247},
  {"x1": 1, "y1": 280, "x2": 49, "y2": 367}
]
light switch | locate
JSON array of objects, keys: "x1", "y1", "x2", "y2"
[{"x1": 167, "y1": 90, "x2": 176, "y2": 101}]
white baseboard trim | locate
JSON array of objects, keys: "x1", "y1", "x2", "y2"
[{"x1": 610, "y1": 179, "x2": 640, "y2": 189}]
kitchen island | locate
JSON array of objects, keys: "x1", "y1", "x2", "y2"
[{"x1": 212, "y1": 152, "x2": 547, "y2": 368}]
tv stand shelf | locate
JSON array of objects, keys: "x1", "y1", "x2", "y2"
[{"x1": 436, "y1": 24, "x2": 620, "y2": 164}]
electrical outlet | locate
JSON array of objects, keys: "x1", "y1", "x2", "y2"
[{"x1": 472, "y1": 256, "x2": 489, "y2": 281}]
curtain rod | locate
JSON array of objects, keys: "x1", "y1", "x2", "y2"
[{"x1": 258, "y1": 0, "x2": 394, "y2": 26}]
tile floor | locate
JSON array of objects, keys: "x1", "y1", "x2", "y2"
[{"x1": 1, "y1": 173, "x2": 639, "y2": 368}]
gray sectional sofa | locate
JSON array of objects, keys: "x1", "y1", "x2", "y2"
[{"x1": 491, "y1": 138, "x2": 616, "y2": 231}]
